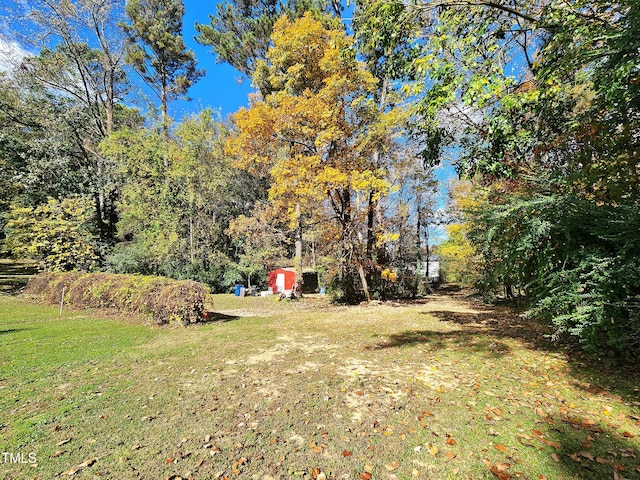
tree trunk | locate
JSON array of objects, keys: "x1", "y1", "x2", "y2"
[
  {"x1": 161, "y1": 86, "x2": 169, "y2": 167},
  {"x1": 294, "y1": 203, "x2": 303, "y2": 292},
  {"x1": 356, "y1": 254, "x2": 371, "y2": 302},
  {"x1": 189, "y1": 213, "x2": 194, "y2": 263}
]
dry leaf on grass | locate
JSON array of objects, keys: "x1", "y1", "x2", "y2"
[
  {"x1": 64, "y1": 457, "x2": 98, "y2": 476},
  {"x1": 385, "y1": 461, "x2": 399, "y2": 471}
]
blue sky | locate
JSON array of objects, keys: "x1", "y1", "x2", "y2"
[{"x1": 173, "y1": 0, "x2": 254, "y2": 119}]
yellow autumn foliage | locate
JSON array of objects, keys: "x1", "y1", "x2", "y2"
[{"x1": 226, "y1": 11, "x2": 391, "y2": 227}]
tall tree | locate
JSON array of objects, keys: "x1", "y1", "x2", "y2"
[
  {"x1": 121, "y1": 0, "x2": 204, "y2": 143},
  {"x1": 227, "y1": 13, "x2": 394, "y2": 302},
  {"x1": 7, "y1": 0, "x2": 134, "y2": 242}
]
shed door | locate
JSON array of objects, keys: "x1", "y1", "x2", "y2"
[{"x1": 276, "y1": 273, "x2": 286, "y2": 293}]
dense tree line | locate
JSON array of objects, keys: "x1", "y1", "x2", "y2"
[{"x1": 0, "y1": 0, "x2": 637, "y2": 356}]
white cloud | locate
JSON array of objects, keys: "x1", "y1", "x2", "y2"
[{"x1": 0, "y1": 36, "x2": 31, "y2": 72}]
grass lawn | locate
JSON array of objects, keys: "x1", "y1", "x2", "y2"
[{"x1": 1, "y1": 291, "x2": 639, "y2": 479}]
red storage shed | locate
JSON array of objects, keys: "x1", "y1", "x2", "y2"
[{"x1": 268, "y1": 268, "x2": 296, "y2": 294}]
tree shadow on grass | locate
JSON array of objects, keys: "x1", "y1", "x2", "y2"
[
  {"x1": 425, "y1": 308, "x2": 556, "y2": 351},
  {"x1": 368, "y1": 306, "x2": 556, "y2": 353},
  {"x1": 365, "y1": 301, "x2": 640, "y2": 478},
  {"x1": 522, "y1": 413, "x2": 640, "y2": 480},
  {"x1": 0, "y1": 328, "x2": 29, "y2": 335},
  {"x1": 368, "y1": 298, "x2": 640, "y2": 413},
  {"x1": 366, "y1": 328, "x2": 515, "y2": 358},
  {"x1": 202, "y1": 312, "x2": 241, "y2": 323}
]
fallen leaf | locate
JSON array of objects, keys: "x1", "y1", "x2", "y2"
[
  {"x1": 360, "y1": 473, "x2": 372, "y2": 480},
  {"x1": 64, "y1": 458, "x2": 98, "y2": 476},
  {"x1": 52, "y1": 450, "x2": 67, "y2": 458},
  {"x1": 232, "y1": 457, "x2": 247, "y2": 468},
  {"x1": 551, "y1": 453, "x2": 560, "y2": 462},
  {"x1": 494, "y1": 444, "x2": 507, "y2": 452},
  {"x1": 165, "y1": 457, "x2": 175, "y2": 464},
  {"x1": 385, "y1": 461, "x2": 399, "y2": 471},
  {"x1": 622, "y1": 432, "x2": 635, "y2": 438},
  {"x1": 516, "y1": 435, "x2": 535, "y2": 447},
  {"x1": 596, "y1": 457, "x2": 608, "y2": 464},
  {"x1": 57, "y1": 438, "x2": 72, "y2": 446},
  {"x1": 613, "y1": 463, "x2": 626, "y2": 471},
  {"x1": 355, "y1": 390, "x2": 364, "y2": 396},
  {"x1": 429, "y1": 445, "x2": 439, "y2": 456},
  {"x1": 579, "y1": 451, "x2": 594, "y2": 461},
  {"x1": 446, "y1": 437, "x2": 457, "y2": 445},
  {"x1": 568, "y1": 453, "x2": 581, "y2": 462},
  {"x1": 483, "y1": 458, "x2": 513, "y2": 479},
  {"x1": 445, "y1": 451, "x2": 456, "y2": 460},
  {"x1": 342, "y1": 450, "x2": 352, "y2": 457},
  {"x1": 310, "y1": 467, "x2": 321, "y2": 479},
  {"x1": 542, "y1": 439, "x2": 560, "y2": 449}
]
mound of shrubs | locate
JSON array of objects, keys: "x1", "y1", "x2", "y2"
[{"x1": 25, "y1": 272, "x2": 208, "y2": 325}]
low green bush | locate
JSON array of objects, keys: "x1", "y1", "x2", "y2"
[{"x1": 24, "y1": 272, "x2": 208, "y2": 325}]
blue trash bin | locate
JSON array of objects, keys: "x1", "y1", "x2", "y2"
[{"x1": 235, "y1": 284, "x2": 244, "y2": 296}]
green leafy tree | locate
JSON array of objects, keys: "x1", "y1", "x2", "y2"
[
  {"x1": 384, "y1": 0, "x2": 640, "y2": 356},
  {"x1": 226, "y1": 202, "x2": 290, "y2": 288},
  {"x1": 4, "y1": 197, "x2": 100, "y2": 271},
  {"x1": 102, "y1": 111, "x2": 266, "y2": 290},
  {"x1": 7, "y1": 0, "x2": 134, "y2": 242},
  {"x1": 121, "y1": 0, "x2": 204, "y2": 141}
]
